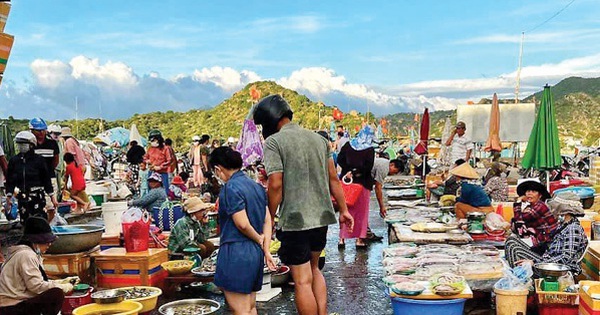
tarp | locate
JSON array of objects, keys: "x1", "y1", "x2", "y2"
[
  {"x1": 94, "y1": 127, "x2": 146, "y2": 148},
  {"x1": 0, "y1": 123, "x2": 14, "y2": 159}
]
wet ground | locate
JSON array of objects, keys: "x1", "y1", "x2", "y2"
[{"x1": 148, "y1": 197, "x2": 495, "y2": 315}]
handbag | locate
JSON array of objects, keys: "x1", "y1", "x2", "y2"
[
  {"x1": 152, "y1": 201, "x2": 184, "y2": 231},
  {"x1": 332, "y1": 174, "x2": 364, "y2": 207}
]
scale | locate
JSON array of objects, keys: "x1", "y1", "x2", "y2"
[
  {"x1": 466, "y1": 212, "x2": 486, "y2": 234},
  {"x1": 534, "y1": 263, "x2": 570, "y2": 291}
]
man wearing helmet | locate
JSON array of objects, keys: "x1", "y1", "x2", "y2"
[
  {"x1": 5, "y1": 131, "x2": 56, "y2": 222},
  {"x1": 254, "y1": 95, "x2": 354, "y2": 315},
  {"x1": 29, "y1": 118, "x2": 60, "y2": 206},
  {"x1": 47, "y1": 124, "x2": 64, "y2": 200}
]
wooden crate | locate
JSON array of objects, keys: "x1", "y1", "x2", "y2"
[
  {"x1": 92, "y1": 248, "x2": 168, "y2": 289},
  {"x1": 42, "y1": 246, "x2": 99, "y2": 284}
]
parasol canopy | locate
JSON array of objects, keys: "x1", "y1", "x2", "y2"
[
  {"x1": 521, "y1": 85, "x2": 561, "y2": 170},
  {"x1": 484, "y1": 93, "x2": 502, "y2": 152},
  {"x1": 414, "y1": 108, "x2": 429, "y2": 155}
]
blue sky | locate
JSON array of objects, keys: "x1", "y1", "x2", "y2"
[{"x1": 2, "y1": 0, "x2": 600, "y2": 119}]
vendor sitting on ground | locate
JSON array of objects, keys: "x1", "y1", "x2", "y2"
[
  {"x1": 427, "y1": 159, "x2": 465, "y2": 200},
  {"x1": 506, "y1": 192, "x2": 588, "y2": 275},
  {"x1": 128, "y1": 172, "x2": 167, "y2": 211},
  {"x1": 0, "y1": 217, "x2": 77, "y2": 315},
  {"x1": 511, "y1": 179, "x2": 558, "y2": 254},
  {"x1": 452, "y1": 163, "x2": 493, "y2": 219},
  {"x1": 168, "y1": 175, "x2": 188, "y2": 201},
  {"x1": 483, "y1": 162, "x2": 509, "y2": 202},
  {"x1": 168, "y1": 197, "x2": 215, "y2": 259}
]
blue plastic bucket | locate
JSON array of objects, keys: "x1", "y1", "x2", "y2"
[{"x1": 390, "y1": 296, "x2": 466, "y2": 315}]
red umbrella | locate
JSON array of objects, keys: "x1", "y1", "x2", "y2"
[{"x1": 414, "y1": 108, "x2": 429, "y2": 155}]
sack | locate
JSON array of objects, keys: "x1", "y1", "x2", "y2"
[
  {"x1": 152, "y1": 201, "x2": 184, "y2": 231},
  {"x1": 332, "y1": 175, "x2": 364, "y2": 207}
]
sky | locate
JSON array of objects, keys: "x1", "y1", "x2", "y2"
[{"x1": 1, "y1": 0, "x2": 600, "y2": 120}]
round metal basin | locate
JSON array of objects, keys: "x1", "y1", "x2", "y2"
[{"x1": 47, "y1": 225, "x2": 104, "y2": 254}]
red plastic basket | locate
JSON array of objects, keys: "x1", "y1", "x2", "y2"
[{"x1": 61, "y1": 288, "x2": 92, "y2": 315}]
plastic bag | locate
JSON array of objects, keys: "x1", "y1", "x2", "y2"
[
  {"x1": 558, "y1": 271, "x2": 575, "y2": 292},
  {"x1": 485, "y1": 212, "x2": 510, "y2": 231},
  {"x1": 122, "y1": 207, "x2": 144, "y2": 223},
  {"x1": 493, "y1": 260, "x2": 533, "y2": 291},
  {"x1": 49, "y1": 214, "x2": 68, "y2": 226}
]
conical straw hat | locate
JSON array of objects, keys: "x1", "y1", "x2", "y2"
[{"x1": 449, "y1": 163, "x2": 479, "y2": 179}]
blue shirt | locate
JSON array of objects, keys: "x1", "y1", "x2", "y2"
[
  {"x1": 218, "y1": 171, "x2": 267, "y2": 245},
  {"x1": 457, "y1": 182, "x2": 491, "y2": 207}
]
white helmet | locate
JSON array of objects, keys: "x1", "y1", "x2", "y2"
[
  {"x1": 14, "y1": 131, "x2": 37, "y2": 146},
  {"x1": 48, "y1": 124, "x2": 62, "y2": 134},
  {"x1": 192, "y1": 135, "x2": 201, "y2": 141}
]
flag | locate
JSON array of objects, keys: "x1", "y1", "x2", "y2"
[{"x1": 0, "y1": 2, "x2": 10, "y2": 33}]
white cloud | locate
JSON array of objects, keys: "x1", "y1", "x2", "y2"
[
  {"x1": 249, "y1": 15, "x2": 325, "y2": 34},
  {"x1": 456, "y1": 29, "x2": 600, "y2": 45},
  {"x1": 192, "y1": 66, "x2": 261, "y2": 91}
]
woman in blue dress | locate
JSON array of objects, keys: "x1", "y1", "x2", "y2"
[{"x1": 209, "y1": 147, "x2": 276, "y2": 314}]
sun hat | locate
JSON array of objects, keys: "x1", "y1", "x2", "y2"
[
  {"x1": 60, "y1": 127, "x2": 73, "y2": 137},
  {"x1": 350, "y1": 125, "x2": 376, "y2": 151},
  {"x1": 48, "y1": 124, "x2": 62, "y2": 134},
  {"x1": 516, "y1": 179, "x2": 551, "y2": 201},
  {"x1": 171, "y1": 175, "x2": 185, "y2": 185},
  {"x1": 449, "y1": 162, "x2": 479, "y2": 179},
  {"x1": 148, "y1": 172, "x2": 163, "y2": 183},
  {"x1": 21, "y1": 217, "x2": 57, "y2": 244},
  {"x1": 192, "y1": 135, "x2": 201, "y2": 141},
  {"x1": 547, "y1": 191, "x2": 584, "y2": 217},
  {"x1": 183, "y1": 197, "x2": 214, "y2": 214}
]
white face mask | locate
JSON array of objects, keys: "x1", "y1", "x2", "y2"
[
  {"x1": 151, "y1": 141, "x2": 159, "y2": 147},
  {"x1": 17, "y1": 143, "x2": 31, "y2": 154}
]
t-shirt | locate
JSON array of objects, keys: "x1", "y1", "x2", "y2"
[
  {"x1": 371, "y1": 157, "x2": 390, "y2": 184},
  {"x1": 449, "y1": 134, "x2": 474, "y2": 164},
  {"x1": 34, "y1": 137, "x2": 59, "y2": 178},
  {"x1": 263, "y1": 123, "x2": 337, "y2": 231},
  {"x1": 218, "y1": 171, "x2": 266, "y2": 244},
  {"x1": 65, "y1": 162, "x2": 86, "y2": 191}
]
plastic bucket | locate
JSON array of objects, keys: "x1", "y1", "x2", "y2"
[
  {"x1": 90, "y1": 194, "x2": 107, "y2": 207},
  {"x1": 102, "y1": 201, "x2": 127, "y2": 235},
  {"x1": 494, "y1": 288, "x2": 528, "y2": 315},
  {"x1": 390, "y1": 296, "x2": 466, "y2": 315}
]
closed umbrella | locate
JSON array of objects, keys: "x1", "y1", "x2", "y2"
[
  {"x1": 521, "y1": 85, "x2": 561, "y2": 188},
  {"x1": 484, "y1": 93, "x2": 502, "y2": 152},
  {"x1": 439, "y1": 117, "x2": 453, "y2": 167},
  {"x1": 414, "y1": 108, "x2": 429, "y2": 177}
]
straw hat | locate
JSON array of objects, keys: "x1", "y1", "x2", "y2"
[
  {"x1": 60, "y1": 127, "x2": 73, "y2": 137},
  {"x1": 547, "y1": 192, "x2": 584, "y2": 217},
  {"x1": 449, "y1": 163, "x2": 479, "y2": 179},
  {"x1": 183, "y1": 197, "x2": 214, "y2": 214}
]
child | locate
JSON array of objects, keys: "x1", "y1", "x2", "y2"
[
  {"x1": 63, "y1": 152, "x2": 90, "y2": 213},
  {"x1": 138, "y1": 162, "x2": 149, "y2": 197}
]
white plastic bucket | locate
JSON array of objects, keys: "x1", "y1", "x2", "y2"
[
  {"x1": 102, "y1": 201, "x2": 128, "y2": 235},
  {"x1": 258, "y1": 272, "x2": 272, "y2": 294}
]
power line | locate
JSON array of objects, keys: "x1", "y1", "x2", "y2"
[{"x1": 526, "y1": 0, "x2": 576, "y2": 33}]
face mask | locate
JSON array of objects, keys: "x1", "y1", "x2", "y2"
[
  {"x1": 33, "y1": 245, "x2": 42, "y2": 256},
  {"x1": 17, "y1": 143, "x2": 31, "y2": 154},
  {"x1": 151, "y1": 141, "x2": 159, "y2": 147}
]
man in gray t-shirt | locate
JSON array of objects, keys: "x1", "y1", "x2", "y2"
[
  {"x1": 254, "y1": 95, "x2": 353, "y2": 315},
  {"x1": 371, "y1": 158, "x2": 403, "y2": 218}
]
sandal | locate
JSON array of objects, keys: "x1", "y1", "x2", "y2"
[{"x1": 338, "y1": 240, "x2": 345, "y2": 249}]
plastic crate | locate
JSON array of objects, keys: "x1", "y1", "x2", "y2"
[{"x1": 535, "y1": 279, "x2": 578, "y2": 306}]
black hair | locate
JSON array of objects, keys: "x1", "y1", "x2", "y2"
[
  {"x1": 209, "y1": 147, "x2": 243, "y2": 170},
  {"x1": 337, "y1": 131, "x2": 344, "y2": 137},
  {"x1": 179, "y1": 171, "x2": 190, "y2": 182},
  {"x1": 282, "y1": 110, "x2": 293, "y2": 121},
  {"x1": 165, "y1": 138, "x2": 173, "y2": 146},
  {"x1": 201, "y1": 134, "x2": 210, "y2": 144},
  {"x1": 316, "y1": 130, "x2": 329, "y2": 140},
  {"x1": 454, "y1": 159, "x2": 466, "y2": 166},
  {"x1": 337, "y1": 125, "x2": 344, "y2": 129},
  {"x1": 389, "y1": 159, "x2": 404, "y2": 173},
  {"x1": 130, "y1": 140, "x2": 138, "y2": 146},
  {"x1": 64, "y1": 152, "x2": 75, "y2": 164}
]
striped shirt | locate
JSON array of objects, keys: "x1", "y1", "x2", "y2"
[{"x1": 34, "y1": 137, "x2": 59, "y2": 178}]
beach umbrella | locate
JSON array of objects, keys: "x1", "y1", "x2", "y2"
[
  {"x1": 521, "y1": 85, "x2": 561, "y2": 187},
  {"x1": 414, "y1": 108, "x2": 429, "y2": 177},
  {"x1": 484, "y1": 93, "x2": 502, "y2": 152},
  {"x1": 439, "y1": 117, "x2": 453, "y2": 167}
]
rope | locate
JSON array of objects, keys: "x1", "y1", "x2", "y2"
[{"x1": 526, "y1": 0, "x2": 576, "y2": 33}]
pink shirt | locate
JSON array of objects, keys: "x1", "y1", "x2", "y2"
[{"x1": 64, "y1": 138, "x2": 86, "y2": 168}]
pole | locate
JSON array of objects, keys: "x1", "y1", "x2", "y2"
[{"x1": 515, "y1": 32, "x2": 525, "y2": 104}]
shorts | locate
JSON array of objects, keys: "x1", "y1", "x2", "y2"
[
  {"x1": 72, "y1": 190, "x2": 90, "y2": 203},
  {"x1": 277, "y1": 226, "x2": 328, "y2": 266}
]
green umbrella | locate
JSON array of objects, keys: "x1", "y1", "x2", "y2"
[{"x1": 521, "y1": 85, "x2": 561, "y2": 172}]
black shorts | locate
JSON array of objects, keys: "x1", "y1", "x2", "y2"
[{"x1": 277, "y1": 226, "x2": 328, "y2": 266}]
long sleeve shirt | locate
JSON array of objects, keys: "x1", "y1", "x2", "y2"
[
  {"x1": 513, "y1": 201, "x2": 559, "y2": 246},
  {"x1": 6, "y1": 151, "x2": 53, "y2": 196},
  {"x1": 129, "y1": 187, "x2": 167, "y2": 211},
  {"x1": 168, "y1": 216, "x2": 208, "y2": 253},
  {"x1": 144, "y1": 146, "x2": 172, "y2": 173},
  {"x1": 542, "y1": 219, "x2": 588, "y2": 274}
]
